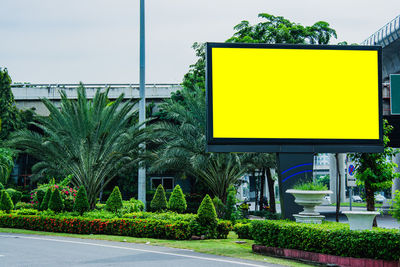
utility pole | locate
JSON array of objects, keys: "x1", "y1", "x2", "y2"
[{"x1": 138, "y1": 0, "x2": 146, "y2": 208}]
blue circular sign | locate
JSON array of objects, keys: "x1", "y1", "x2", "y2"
[{"x1": 348, "y1": 164, "x2": 355, "y2": 176}]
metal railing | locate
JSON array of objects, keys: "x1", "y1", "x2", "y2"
[{"x1": 361, "y1": 14, "x2": 400, "y2": 47}]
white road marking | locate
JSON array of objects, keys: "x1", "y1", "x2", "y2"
[{"x1": 0, "y1": 235, "x2": 266, "y2": 267}]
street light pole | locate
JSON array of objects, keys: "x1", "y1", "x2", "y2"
[{"x1": 138, "y1": 0, "x2": 146, "y2": 208}]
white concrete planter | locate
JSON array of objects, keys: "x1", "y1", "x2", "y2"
[
  {"x1": 342, "y1": 211, "x2": 380, "y2": 230},
  {"x1": 286, "y1": 189, "x2": 333, "y2": 224}
]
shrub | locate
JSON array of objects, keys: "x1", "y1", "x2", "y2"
[
  {"x1": 105, "y1": 186, "x2": 123, "y2": 213},
  {"x1": 15, "y1": 202, "x2": 33, "y2": 210},
  {"x1": 15, "y1": 208, "x2": 39, "y2": 215},
  {"x1": 233, "y1": 223, "x2": 252, "y2": 239},
  {"x1": 224, "y1": 186, "x2": 237, "y2": 221},
  {"x1": 6, "y1": 188, "x2": 22, "y2": 205},
  {"x1": 168, "y1": 185, "x2": 187, "y2": 213},
  {"x1": 74, "y1": 187, "x2": 90, "y2": 215},
  {"x1": 216, "y1": 220, "x2": 233, "y2": 239},
  {"x1": 123, "y1": 211, "x2": 196, "y2": 222},
  {"x1": 0, "y1": 190, "x2": 14, "y2": 212},
  {"x1": 150, "y1": 184, "x2": 168, "y2": 212},
  {"x1": 48, "y1": 188, "x2": 64, "y2": 212},
  {"x1": 64, "y1": 198, "x2": 74, "y2": 212},
  {"x1": 0, "y1": 182, "x2": 3, "y2": 190},
  {"x1": 40, "y1": 188, "x2": 52, "y2": 211},
  {"x1": 251, "y1": 220, "x2": 400, "y2": 261},
  {"x1": 130, "y1": 198, "x2": 144, "y2": 211},
  {"x1": 0, "y1": 214, "x2": 192, "y2": 240},
  {"x1": 192, "y1": 194, "x2": 218, "y2": 238},
  {"x1": 197, "y1": 194, "x2": 217, "y2": 225},
  {"x1": 390, "y1": 190, "x2": 400, "y2": 221},
  {"x1": 293, "y1": 181, "x2": 328, "y2": 191},
  {"x1": 213, "y1": 196, "x2": 225, "y2": 218},
  {"x1": 35, "y1": 189, "x2": 46, "y2": 208}
]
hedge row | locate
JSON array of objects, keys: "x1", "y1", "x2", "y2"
[
  {"x1": 246, "y1": 220, "x2": 400, "y2": 261},
  {"x1": 0, "y1": 214, "x2": 232, "y2": 240}
]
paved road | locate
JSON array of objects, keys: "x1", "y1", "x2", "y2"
[{"x1": 0, "y1": 234, "x2": 285, "y2": 267}]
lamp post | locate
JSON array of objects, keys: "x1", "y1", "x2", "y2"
[{"x1": 138, "y1": 0, "x2": 146, "y2": 207}]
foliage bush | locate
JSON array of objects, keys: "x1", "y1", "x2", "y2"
[
  {"x1": 34, "y1": 189, "x2": 46, "y2": 208},
  {"x1": 168, "y1": 185, "x2": 187, "y2": 213},
  {"x1": 251, "y1": 220, "x2": 400, "y2": 261},
  {"x1": 15, "y1": 202, "x2": 33, "y2": 210},
  {"x1": 150, "y1": 184, "x2": 168, "y2": 212},
  {"x1": 74, "y1": 187, "x2": 90, "y2": 215},
  {"x1": 40, "y1": 188, "x2": 52, "y2": 210},
  {"x1": 293, "y1": 181, "x2": 328, "y2": 191},
  {"x1": 130, "y1": 198, "x2": 144, "y2": 211},
  {"x1": 105, "y1": 186, "x2": 123, "y2": 213},
  {"x1": 233, "y1": 223, "x2": 252, "y2": 239},
  {"x1": 0, "y1": 214, "x2": 192, "y2": 240},
  {"x1": 48, "y1": 188, "x2": 64, "y2": 212},
  {"x1": 31, "y1": 177, "x2": 77, "y2": 209},
  {"x1": 212, "y1": 196, "x2": 225, "y2": 218},
  {"x1": 390, "y1": 190, "x2": 400, "y2": 222},
  {"x1": 224, "y1": 186, "x2": 237, "y2": 221},
  {"x1": 6, "y1": 188, "x2": 22, "y2": 205},
  {"x1": 0, "y1": 182, "x2": 3, "y2": 190},
  {"x1": 0, "y1": 190, "x2": 14, "y2": 212},
  {"x1": 123, "y1": 211, "x2": 195, "y2": 222},
  {"x1": 15, "y1": 208, "x2": 39, "y2": 215},
  {"x1": 197, "y1": 194, "x2": 217, "y2": 225}
]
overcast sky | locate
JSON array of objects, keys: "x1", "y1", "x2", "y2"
[{"x1": 1, "y1": 0, "x2": 399, "y2": 84}]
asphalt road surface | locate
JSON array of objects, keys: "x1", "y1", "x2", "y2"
[{"x1": 0, "y1": 233, "x2": 285, "y2": 267}]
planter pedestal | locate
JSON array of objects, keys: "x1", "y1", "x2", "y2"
[
  {"x1": 286, "y1": 189, "x2": 333, "y2": 224},
  {"x1": 342, "y1": 211, "x2": 380, "y2": 230}
]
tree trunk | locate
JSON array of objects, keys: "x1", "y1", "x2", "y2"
[
  {"x1": 260, "y1": 168, "x2": 266, "y2": 210},
  {"x1": 266, "y1": 168, "x2": 276, "y2": 213},
  {"x1": 365, "y1": 181, "x2": 377, "y2": 227}
]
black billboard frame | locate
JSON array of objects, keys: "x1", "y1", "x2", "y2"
[{"x1": 206, "y1": 42, "x2": 383, "y2": 153}]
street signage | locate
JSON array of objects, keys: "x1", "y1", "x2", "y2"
[
  {"x1": 347, "y1": 164, "x2": 357, "y2": 187},
  {"x1": 206, "y1": 43, "x2": 383, "y2": 153},
  {"x1": 390, "y1": 74, "x2": 400, "y2": 115}
]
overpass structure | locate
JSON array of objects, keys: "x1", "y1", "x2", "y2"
[
  {"x1": 12, "y1": 83, "x2": 182, "y2": 116},
  {"x1": 361, "y1": 14, "x2": 400, "y2": 81}
]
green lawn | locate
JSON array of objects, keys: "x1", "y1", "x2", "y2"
[
  {"x1": 329, "y1": 202, "x2": 383, "y2": 208},
  {"x1": 0, "y1": 228, "x2": 310, "y2": 267}
]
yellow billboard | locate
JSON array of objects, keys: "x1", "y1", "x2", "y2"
[{"x1": 206, "y1": 43, "x2": 382, "y2": 152}]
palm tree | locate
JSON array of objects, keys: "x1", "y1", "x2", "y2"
[
  {"x1": 10, "y1": 85, "x2": 145, "y2": 208},
  {"x1": 150, "y1": 86, "x2": 244, "y2": 202}
]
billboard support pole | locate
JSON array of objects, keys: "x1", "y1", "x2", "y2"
[{"x1": 277, "y1": 153, "x2": 314, "y2": 220}]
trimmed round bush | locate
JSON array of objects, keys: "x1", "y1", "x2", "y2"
[
  {"x1": 6, "y1": 188, "x2": 22, "y2": 205},
  {"x1": 168, "y1": 185, "x2": 187, "y2": 213},
  {"x1": 105, "y1": 186, "x2": 123, "y2": 213},
  {"x1": 150, "y1": 184, "x2": 168, "y2": 212},
  {"x1": 48, "y1": 188, "x2": 64, "y2": 212},
  {"x1": 40, "y1": 188, "x2": 52, "y2": 211},
  {"x1": 74, "y1": 187, "x2": 90, "y2": 215},
  {"x1": 0, "y1": 190, "x2": 14, "y2": 213}
]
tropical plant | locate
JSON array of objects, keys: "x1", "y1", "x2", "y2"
[
  {"x1": 168, "y1": 185, "x2": 187, "y2": 213},
  {"x1": 105, "y1": 186, "x2": 123, "y2": 213},
  {"x1": 151, "y1": 87, "x2": 244, "y2": 202},
  {"x1": 150, "y1": 184, "x2": 168, "y2": 212},
  {"x1": 10, "y1": 85, "x2": 146, "y2": 208},
  {"x1": 74, "y1": 187, "x2": 90, "y2": 215}
]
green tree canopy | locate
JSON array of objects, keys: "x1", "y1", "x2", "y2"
[{"x1": 349, "y1": 120, "x2": 400, "y2": 219}]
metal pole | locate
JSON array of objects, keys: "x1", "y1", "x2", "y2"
[
  {"x1": 349, "y1": 187, "x2": 353, "y2": 211},
  {"x1": 138, "y1": 0, "x2": 146, "y2": 208}
]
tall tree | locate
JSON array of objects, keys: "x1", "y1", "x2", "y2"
[
  {"x1": 10, "y1": 85, "x2": 146, "y2": 208},
  {"x1": 0, "y1": 68, "x2": 23, "y2": 141},
  {"x1": 349, "y1": 120, "x2": 399, "y2": 226}
]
